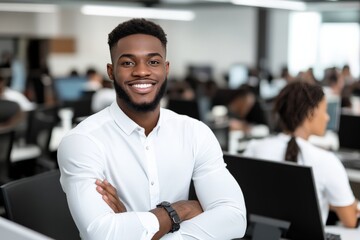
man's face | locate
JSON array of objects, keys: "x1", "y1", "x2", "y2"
[{"x1": 107, "y1": 34, "x2": 169, "y2": 112}]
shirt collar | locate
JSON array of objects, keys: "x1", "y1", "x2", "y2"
[{"x1": 109, "y1": 102, "x2": 164, "y2": 136}]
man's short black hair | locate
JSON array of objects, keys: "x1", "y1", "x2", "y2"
[{"x1": 108, "y1": 18, "x2": 167, "y2": 51}]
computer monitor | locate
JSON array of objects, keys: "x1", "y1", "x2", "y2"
[
  {"x1": 228, "y1": 64, "x2": 248, "y2": 89},
  {"x1": 326, "y1": 95, "x2": 341, "y2": 132},
  {"x1": 0, "y1": 217, "x2": 51, "y2": 240},
  {"x1": 53, "y1": 76, "x2": 87, "y2": 102},
  {"x1": 211, "y1": 88, "x2": 238, "y2": 107},
  {"x1": 187, "y1": 65, "x2": 213, "y2": 82},
  {"x1": 338, "y1": 113, "x2": 360, "y2": 151},
  {"x1": 223, "y1": 153, "x2": 326, "y2": 240},
  {"x1": 167, "y1": 99, "x2": 201, "y2": 120}
]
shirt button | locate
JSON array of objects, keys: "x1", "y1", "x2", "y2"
[
  {"x1": 151, "y1": 181, "x2": 154, "y2": 186},
  {"x1": 146, "y1": 146, "x2": 150, "y2": 150}
]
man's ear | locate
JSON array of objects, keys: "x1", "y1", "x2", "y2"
[
  {"x1": 165, "y1": 61, "x2": 170, "y2": 78},
  {"x1": 107, "y1": 63, "x2": 114, "y2": 80}
]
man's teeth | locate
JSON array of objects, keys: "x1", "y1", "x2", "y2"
[{"x1": 133, "y1": 83, "x2": 152, "y2": 88}]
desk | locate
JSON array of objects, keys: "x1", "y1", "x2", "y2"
[
  {"x1": 325, "y1": 225, "x2": 360, "y2": 240},
  {"x1": 346, "y1": 168, "x2": 360, "y2": 182},
  {"x1": 228, "y1": 125, "x2": 270, "y2": 154},
  {"x1": 0, "y1": 217, "x2": 52, "y2": 240},
  {"x1": 11, "y1": 144, "x2": 41, "y2": 163},
  {"x1": 309, "y1": 130, "x2": 339, "y2": 151},
  {"x1": 49, "y1": 126, "x2": 71, "y2": 152},
  {"x1": 237, "y1": 226, "x2": 359, "y2": 240}
]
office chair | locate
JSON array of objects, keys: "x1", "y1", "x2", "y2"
[
  {"x1": 0, "y1": 129, "x2": 15, "y2": 185},
  {"x1": 11, "y1": 105, "x2": 60, "y2": 173},
  {"x1": 62, "y1": 90, "x2": 95, "y2": 124},
  {"x1": 1, "y1": 170, "x2": 80, "y2": 240},
  {"x1": 167, "y1": 99, "x2": 201, "y2": 120},
  {"x1": 25, "y1": 106, "x2": 56, "y2": 148}
]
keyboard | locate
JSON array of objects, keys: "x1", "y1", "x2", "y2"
[
  {"x1": 342, "y1": 160, "x2": 360, "y2": 170},
  {"x1": 325, "y1": 232, "x2": 341, "y2": 240},
  {"x1": 334, "y1": 150, "x2": 360, "y2": 170},
  {"x1": 334, "y1": 150, "x2": 360, "y2": 162}
]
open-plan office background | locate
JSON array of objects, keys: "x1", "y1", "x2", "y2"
[
  {"x1": 0, "y1": 0, "x2": 359, "y2": 88},
  {"x1": 0, "y1": 1, "x2": 360, "y2": 239}
]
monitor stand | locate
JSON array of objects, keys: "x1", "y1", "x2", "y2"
[{"x1": 250, "y1": 214, "x2": 290, "y2": 240}]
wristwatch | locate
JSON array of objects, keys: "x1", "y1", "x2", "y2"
[{"x1": 156, "y1": 201, "x2": 181, "y2": 233}]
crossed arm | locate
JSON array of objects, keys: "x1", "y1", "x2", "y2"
[{"x1": 95, "y1": 179, "x2": 203, "y2": 240}]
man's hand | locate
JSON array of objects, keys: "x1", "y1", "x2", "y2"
[{"x1": 95, "y1": 179, "x2": 127, "y2": 213}]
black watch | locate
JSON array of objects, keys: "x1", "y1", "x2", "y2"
[{"x1": 156, "y1": 201, "x2": 181, "y2": 233}]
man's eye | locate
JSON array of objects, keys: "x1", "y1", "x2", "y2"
[
  {"x1": 121, "y1": 62, "x2": 134, "y2": 66},
  {"x1": 149, "y1": 60, "x2": 160, "y2": 65}
]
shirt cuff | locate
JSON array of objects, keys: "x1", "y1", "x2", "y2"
[{"x1": 135, "y1": 212, "x2": 159, "y2": 239}]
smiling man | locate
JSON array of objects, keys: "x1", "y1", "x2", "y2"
[{"x1": 58, "y1": 18, "x2": 246, "y2": 240}]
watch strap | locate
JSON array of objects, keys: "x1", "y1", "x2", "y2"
[{"x1": 156, "y1": 201, "x2": 181, "y2": 233}]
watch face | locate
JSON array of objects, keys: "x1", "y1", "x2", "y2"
[
  {"x1": 162, "y1": 201, "x2": 171, "y2": 207},
  {"x1": 172, "y1": 214, "x2": 181, "y2": 224},
  {"x1": 157, "y1": 201, "x2": 171, "y2": 208}
]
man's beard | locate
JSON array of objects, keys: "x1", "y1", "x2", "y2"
[{"x1": 113, "y1": 78, "x2": 167, "y2": 112}]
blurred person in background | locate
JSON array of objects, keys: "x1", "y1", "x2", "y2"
[
  {"x1": 226, "y1": 84, "x2": 268, "y2": 134},
  {"x1": 323, "y1": 68, "x2": 343, "y2": 97},
  {"x1": 341, "y1": 64, "x2": 357, "y2": 86},
  {"x1": 243, "y1": 81, "x2": 360, "y2": 228},
  {"x1": 0, "y1": 69, "x2": 35, "y2": 111},
  {"x1": 91, "y1": 78, "x2": 116, "y2": 113},
  {"x1": 0, "y1": 71, "x2": 24, "y2": 130},
  {"x1": 0, "y1": 99, "x2": 23, "y2": 131},
  {"x1": 83, "y1": 67, "x2": 103, "y2": 92}
]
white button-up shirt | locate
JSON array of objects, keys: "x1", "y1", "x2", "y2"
[{"x1": 58, "y1": 102, "x2": 246, "y2": 240}]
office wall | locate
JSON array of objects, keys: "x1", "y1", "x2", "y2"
[
  {"x1": 48, "y1": 5, "x2": 258, "y2": 84},
  {"x1": 0, "y1": 12, "x2": 36, "y2": 35},
  {"x1": 161, "y1": 6, "x2": 258, "y2": 82},
  {"x1": 267, "y1": 10, "x2": 290, "y2": 78},
  {"x1": 0, "y1": 5, "x2": 259, "y2": 85}
]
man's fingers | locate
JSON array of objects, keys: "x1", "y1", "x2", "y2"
[
  {"x1": 102, "y1": 195, "x2": 120, "y2": 213},
  {"x1": 96, "y1": 179, "x2": 118, "y2": 198},
  {"x1": 95, "y1": 179, "x2": 127, "y2": 213},
  {"x1": 96, "y1": 181, "x2": 123, "y2": 212},
  {"x1": 98, "y1": 187, "x2": 121, "y2": 212},
  {"x1": 97, "y1": 185, "x2": 118, "y2": 204},
  {"x1": 103, "y1": 179, "x2": 118, "y2": 197},
  {"x1": 96, "y1": 185, "x2": 104, "y2": 194}
]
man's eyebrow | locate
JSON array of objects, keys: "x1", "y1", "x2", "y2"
[
  {"x1": 118, "y1": 53, "x2": 135, "y2": 59},
  {"x1": 147, "y1": 53, "x2": 164, "y2": 58},
  {"x1": 118, "y1": 52, "x2": 164, "y2": 59}
]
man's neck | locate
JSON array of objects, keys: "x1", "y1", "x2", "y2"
[{"x1": 117, "y1": 100, "x2": 160, "y2": 136}]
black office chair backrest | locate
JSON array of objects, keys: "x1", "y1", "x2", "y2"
[
  {"x1": 25, "y1": 105, "x2": 59, "y2": 156},
  {"x1": 0, "y1": 170, "x2": 80, "y2": 240},
  {"x1": 0, "y1": 129, "x2": 15, "y2": 184}
]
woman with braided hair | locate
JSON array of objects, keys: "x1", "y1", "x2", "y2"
[{"x1": 243, "y1": 80, "x2": 359, "y2": 228}]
